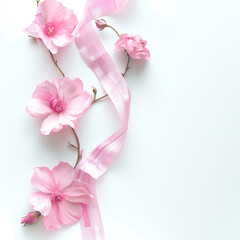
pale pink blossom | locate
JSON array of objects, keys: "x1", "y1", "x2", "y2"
[
  {"x1": 115, "y1": 34, "x2": 150, "y2": 60},
  {"x1": 26, "y1": 78, "x2": 92, "y2": 135},
  {"x1": 21, "y1": 211, "x2": 41, "y2": 226},
  {"x1": 95, "y1": 19, "x2": 107, "y2": 31},
  {"x1": 30, "y1": 162, "x2": 92, "y2": 231},
  {"x1": 25, "y1": 0, "x2": 78, "y2": 54}
]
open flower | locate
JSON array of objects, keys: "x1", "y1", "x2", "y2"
[
  {"x1": 25, "y1": 0, "x2": 78, "y2": 54},
  {"x1": 115, "y1": 34, "x2": 150, "y2": 60},
  {"x1": 26, "y1": 78, "x2": 92, "y2": 135},
  {"x1": 30, "y1": 162, "x2": 92, "y2": 231}
]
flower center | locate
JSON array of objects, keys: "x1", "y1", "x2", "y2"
[
  {"x1": 51, "y1": 193, "x2": 63, "y2": 203},
  {"x1": 49, "y1": 97, "x2": 64, "y2": 113},
  {"x1": 43, "y1": 22, "x2": 57, "y2": 36}
]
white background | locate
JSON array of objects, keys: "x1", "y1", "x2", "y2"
[{"x1": 0, "y1": 0, "x2": 240, "y2": 239}]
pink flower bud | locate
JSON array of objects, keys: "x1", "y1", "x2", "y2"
[
  {"x1": 21, "y1": 211, "x2": 41, "y2": 226},
  {"x1": 95, "y1": 19, "x2": 107, "y2": 31}
]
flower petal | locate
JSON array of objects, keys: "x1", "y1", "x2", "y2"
[
  {"x1": 52, "y1": 34, "x2": 74, "y2": 47},
  {"x1": 31, "y1": 167, "x2": 55, "y2": 193},
  {"x1": 29, "y1": 191, "x2": 52, "y2": 216},
  {"x1": 43, "y1": 203, "x2": 62, "y2": 231},
  {"x1": 26, "y1": 99, "x2": 52, "y2": 118},
  {"x1": 52, "y1": 78, "x2": 84, "y2": 103},
  {"x1": 32, "y1": 80, "x2": 57, "y2": 101},
  {"x1": 58, "y1": 113, "x2": 78, "y2": 128},
  {"x1": 115, "y1": 33, "x2": 128, "y2": 51},
  {"x1": 40, "y1": 34, "x2": 58, "y2": 54},
  {"x1": 24, "y1": 22, "x2": 40, "y2": 39},
  {"x1": 38, "y1": 0, "x2": 65, "y2": 24},
  {"x1": 65, "y1": 91, "x2": 93, "y2": 118},
  {"x1": 52, "y1": 162, "x2": 75, "y2": 191},
  {"x1": 40, "y1": 112, "x2": 63, "y2": 135},
  {"x1": 57, "y1": 200, "x2": 83, "y2": 225},
  {"x1": 62, "y1": 180, "x2": 92, "y2": 203}
]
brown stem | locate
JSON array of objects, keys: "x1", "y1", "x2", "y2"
[
  {"x1": 36, "y1": 0, "x2": 40, "y2": 6},
  {"x1": 92, "y1": 94, "x2": 108, "y2": 103},
  {"x1": 122, "y1": 53, "x2": 131, "y2": 77},
  {"x1": 71, "y1": 128, "x2": 82, "y2": 168},
  {"x1": 49, "y1": 51, "x2": 65, "y2": 77},
  {"x1": 92, "y1": 52, "x2": 130, "y2": 103},
  {"x1": 106, "y1": 25, "x2": 120, "y2": 37}
]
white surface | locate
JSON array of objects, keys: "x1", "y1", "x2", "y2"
[{"x1": 0, "y1": 0, "x2": 240, "y2": 239}]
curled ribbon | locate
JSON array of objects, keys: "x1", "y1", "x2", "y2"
[{"x1": 75, "y1": 0, "x2": 131, "y2": 239}]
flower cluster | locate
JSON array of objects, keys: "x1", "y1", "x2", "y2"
[{"x1": 22, "y1": 0, "x2": 150, "y2": 232}]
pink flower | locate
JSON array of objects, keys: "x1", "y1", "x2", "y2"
[
  {"x1": 95, "y1": 19, "x2": 107, "y2": 31},
  {"x1": 25, "y1": 0, "x2": 78, "y2": 54},
  {"x1": 29, "y1": 162, "x2": 92, "y2": 231},
  {"x1": 26, "y1": 78, "x2": 92, "y2": 135},
  {"x1": 115, "y1": 34, "x2": 150, "y2": 60},
  {"x1": 21, "y1": 211, "x2": 41, "y2": 226}
]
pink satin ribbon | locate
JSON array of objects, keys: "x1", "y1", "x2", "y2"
[{"x1": 74, "y1": 0, "x2": 130, "y2": 239}]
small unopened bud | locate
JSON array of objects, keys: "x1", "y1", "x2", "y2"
[
  {"x1": 95, "y1": 19, "x2": 107, "y2": 31},
  {"x1": 21, "y1": 211, "x2": 41, "y2": 227}
]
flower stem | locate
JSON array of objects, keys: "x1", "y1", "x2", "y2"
[
  {"x1": 92, "y1": 52, "x2": 131, "y2": 103},
  {"x1": 123, "y1": 53, "x2": 131, "y2": 77},
  {"x1": 36, "y1": 0, "x2": 40, "y2": 6},
  {"x1": 49, "y1": 51, "x2": 65, "y2": 78},
  {"x1": 106, "y1": 25, "x2": 120, "y2": 37},
  {"x1": 71, "y1": 128, "x2": 82, "y2": 169}
]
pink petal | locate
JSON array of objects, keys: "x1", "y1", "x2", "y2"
[
  {"x1": 57, "y1": 200, "x2": 83, "y2": 225},
  {"x1": 55, "y1": 10, "x2": 78, "y2": 35},
  {"x1": 52, "y1": 34, "x2": 74, "y2": 47},
  {"x1": 29, "y1": 191, "x2": 52, "y2": 216},
  {"x1": 115, "y1": 34, "x2": 128, "y2": 51},
  {"x1": 58, "y1": 112, "x2": 78, "y2": 128},
  {"x1": 43, "y1": 203, "x2": 62, "y2": 231},
  {"x1": 38, "y1": 0, "x2": 66, "y2": 24},
  {"x1": 65, "y1": 91, "x2": 93, "y2": 118},
  {"x1": 142, "y1": 48, "x2": 151, "y2": 60},
  {"x1": 32, "y1": 81, "x2": 57, "y2": 101},
  {"x1": 52, "y1": 162, "x2": 75, "y2": 191},
  {"x1": 40, "y1": 34, "x2": 58, "y2": 54},
  {"x1": 62, "y1": 180, "x2": 92, "y2": 203},
  {"x1": 26, "y1": 99, "x2": 52, "y2": 118},
  {"x1": 52, "y1": 78, "x2": 84, "y2": 103},
  {"x1": 24, "y1": 22, "x2": 40, "y2": 39},
  {"x1": 31, "y1": 167, "x2": 55, "y2": 193},
  {"x1": 40, "y1": 112, "x2": 63, "y2": 135}
]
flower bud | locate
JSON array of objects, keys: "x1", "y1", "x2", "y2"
[
  {"x1": 21, "y1": 211, "x2": 41, "y2": 226},
  {"x1": 95, "y1": 19, "x2": 107, "y2": 31}
]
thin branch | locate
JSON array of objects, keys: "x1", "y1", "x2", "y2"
[
  {"x1": 71, "y1": 128, "x2": 82, "y2": 168},
  {"x1": 49, "y1": 51, "x2": 65, "y2": 77},
  {"x1": 122, "y1": 53, "x2": 131, "y2": 77},
  {"x1": 106, "y1": 25, "x2": 120, "y2": 37},
  {"x1": 92, "y1": 94, "x2": 108, "y2": 103}
]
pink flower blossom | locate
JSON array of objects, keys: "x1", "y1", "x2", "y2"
[
  {"x1": 95, "y1": 19, "x2": 107, "y2": 31},
  {"x1": 26, "y1": 78, "x2": 92, "y2": 135},
  {"x1": 25, "y1": 0, "x2": 78, "y2": 54},
  {"x1": 115, "y1": 34, "x2": 150, "y2": 60},
  {"x1": 30, "y1": 162, "x2": 92, "y2": 231},
  {"x1": 21, "y1": 211, "x2": 41, "y2": 226}
]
